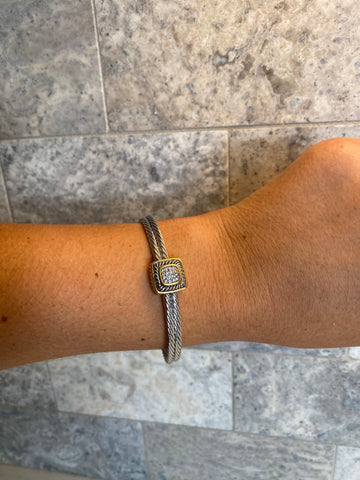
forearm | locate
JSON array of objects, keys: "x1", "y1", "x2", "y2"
[
  {"x1": 3, "y1": 139, "x2": 360, "y2": 370},
  {"x1": 0, "y1": 210, "x2": 248, "y2": 369}
]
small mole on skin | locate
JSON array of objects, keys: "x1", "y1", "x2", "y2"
[
  {"x1": 1, "y1": 315, "x2": 8, "y2": 322},
  {"x1": 95, "y1": 273, "x2": 99, "y2": 278},
  {"x1": 242, "y1": 235, "x2": 247, "y2": 240},
  {"x1": 141, "y1": 338, "x2": 145, "y2": 341}
]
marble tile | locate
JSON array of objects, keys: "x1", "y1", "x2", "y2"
[
  {"x1": 0, "y1": 362, "x2": 56, "y2": 409},
  {"x1": 348, "y1": 347, "x2": 360, "y2": 359},
  {"x1": 95, "y1": 0, "x2": 360, "y2": 131},
  {"x1": 193, "y1": 341, "x2": 347, "y2": 358},
  {"x1": 230, "y1": 125, "x2": 360, "y2": 204},
  {"x1": 48, "y1": 349, "x2": 232, "y2": 429},
  {"x1": 234, "y1": 352, "x2": 360, "y2": 446},
  {"x1": 0, "y1": 464, "x2": 99, "y2": 480},
  {"x1": 0, "y1": 405, "x2": 146, "y2": 480},
  {"x1": 0, "y1": 0, "x2": 105, "y2": 139},
  {"x1": 143, "y1": 422, "x2": 335, "y2": 480},
  {"x1": 0, "y1": 131, "x2": 227, "y2": 223},
  {"x1": 333, "y1": 446, "x2": 360, "y2": 480}
]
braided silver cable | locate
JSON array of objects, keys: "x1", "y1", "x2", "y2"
[
  {"x1": 139, "y1": 216, "x2": 162, "y2": 261},
  {"x1": 139, "y1": 215, "x2": 183, "y2": 363},
  {"x1": 163, "y1": 293, "x2": 182, "y2": 361},
  {"x1": 145, "y1": 215, "x2": 168, "y2": 259}
]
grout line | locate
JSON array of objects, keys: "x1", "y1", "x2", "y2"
[
  {"x1": 1, "y1": 402, "x2": 359, "y2": 451},
  {"x1": 343, "y1": 347, "x2": 350, "y2": 360},
  {"x1": 141, "y1": 422, "x2": 152, "y2": 480},
  {"x1": 119, "y1": 417, "x2": 353, "y2": 451},
  {"x1": 2, "y1": 120, "x2": 360, "y2": 144},
  {"x1": 0, "y1": 127, "x2": 228, "y2": 144},
  {"x1": 231, "y1": 351, "x2": 235, "y2": 431},
  {"x1": 331, "y1": 445, "x2": 338, "y2": 480},
  {"x1": 90, "y1": 0, "x2": 109, "y2": 133},
  {"x1": 45, "y1": 361, "x2": 59, "y2": 411},
  {"x1": 226, "y1": 130, "x2": 231, "y2": 207},
  {"x1": 0, "y1": 158, "x2": 14, "y2": 222}
]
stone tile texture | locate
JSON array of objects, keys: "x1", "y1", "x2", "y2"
[
  {"x1": 194, "y1": 341, "x2": 347, "y2": 358},
  {"x1": 0, "y1": 166, "x2": 11, "y2": 221},
  {"x1": 143, "y1": 422, "x2": 335, "y2": 480},
  {"x1": 0, "y1": 362, "x2": 56, "y2": 409},
  {"x1": 1, "y1": 0, "x2": 360, "y2": 478},
  {"x1": 348, "y1": 347, "x2": 360, "y2": 359},
  {"x1": 0, "y1": 0, "x2": 105, "y2": 139},
  {"x1": 95, "y1": 0, "x2": 360, "y2": 131},
  {"x1": 0, "y1": 405, "x2": 146, "y2": 480},
  {"x1": 334, "y1": 446, "x2": 360, "y2": 480},
  {"x1": 48, "y1": 350, "x2": 233, "y2": 429},
  {"x1": 234, "y1": 351, "x2": 360, "y2": 446},
  {"x1": 0, "y1": 131, "x2": 227, "y2": 224}
]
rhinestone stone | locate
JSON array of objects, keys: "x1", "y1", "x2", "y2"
[{"x1": 161, "y1": 265, "x2": 180, "y2": 285}]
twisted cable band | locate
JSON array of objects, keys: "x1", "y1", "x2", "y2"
[{"x1": 139, "y1": 215, "x2": 183, "y2": 363}]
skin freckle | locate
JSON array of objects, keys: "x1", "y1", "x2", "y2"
[{"x1": 1, "y1": 316, "x2": 8, "y2": 322}]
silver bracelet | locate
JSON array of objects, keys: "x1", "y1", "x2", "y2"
[{"x1": 139, "y1": 215, "x2": 187, "y2": 363}]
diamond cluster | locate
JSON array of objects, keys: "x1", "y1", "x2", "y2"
[
  {"x1": 151, "y1": 258, "x2": 187, "y2": 294},
  {"x1": 161, "y1": 265, "x2": 180, "y2": 285}
]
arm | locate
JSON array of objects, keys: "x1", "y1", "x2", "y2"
[
  {"x1": 1, "y1": 137, "x2": 360, "y2": 370},
  {"x1": 0, "y1": 210, "x2": 250, "y2": 369}
]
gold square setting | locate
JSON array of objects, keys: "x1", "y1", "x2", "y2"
[{"x1": 150, "y1": 258, "x2": 187, "y2": 294}]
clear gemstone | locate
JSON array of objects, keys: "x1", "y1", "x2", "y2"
[{"x1": 161, "y1": 265, "x2": 180, "y2": 285}]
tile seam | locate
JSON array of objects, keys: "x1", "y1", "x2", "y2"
[
  {"x1": 2, "y1": 120, "x2": 360, "y2": 143},
  {"x1": 0, "y1": 402, "x2": 230, "y2": 433},
  {"x1": 0, "y1": 128, "x2": 228, "y2": 144},
  {"x1": 90, "y1": 0, "x2": 109, "y2": 133},
  {"x1": 330, "y1": 445, "x2": 338, "y2": 480},
  {"x1": 231, "y1": 351, "x2": 235, "y2": 430},
  {"x1": 0, "y1": 403, "x2": 355, "y2": 450},
  {"x1": 45, "y1": 361, "x2": 59, "y2": 411},
  {"x1": 343, "y1": 347, "x2": 351, "y2": 360},
  {"x1": 133, "y1": 419, "x2": 348, "y2": 450},
  {"x1": 0, "y1": 158, "x2": 14, "y2": 222},
  {"x1": 141, "y1": 422, "x2": 152, "y2": 480}
]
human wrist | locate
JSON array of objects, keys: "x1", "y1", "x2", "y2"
[
  {"x1": 207, "y1": 202, "x2": 276, "y2": 344},
  {"x1": 156, "y1": 212, "x2": 221, "y2": 347},
  {"x1": 159, "y1": 205, "x2": 261, "y2": 346}
]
